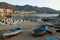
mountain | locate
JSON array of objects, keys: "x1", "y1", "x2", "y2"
[
  {"x1": 0, "y1": 2, "x2": 60, "y2": 14},
  {"x1": 0, "y1": 2, "x2": 16, "y2": 9},
  {"x1": 16, "y1": 5, "x2": 40, "y2": 11},
  {"x1": 16, "y1": 5, "x2": 60, "y2": 13}
]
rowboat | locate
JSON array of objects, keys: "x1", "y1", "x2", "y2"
[
  {"x1": 2, "y1": 26, "x2": 22, "y2": 37},
  {"x1": 46, "y1": 22, "x2": 60, "y2": 32},
  {"x1": 32, "y1": 24, "x2": 46, "y2": 37}
]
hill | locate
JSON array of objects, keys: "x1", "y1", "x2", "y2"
[
  {"x1": 0, "y1": 2, "x2": 16, "y2": 9},
  {"x1": 0, "y1": 2, "x2": 60, "y2": 14}
]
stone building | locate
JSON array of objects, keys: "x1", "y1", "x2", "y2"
[{"x1": 0, "y1": 8, "x2": 13, "y2": 17}]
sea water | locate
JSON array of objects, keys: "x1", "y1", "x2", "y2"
[{"x1": 11, "y1": 14, "x2": 59, "y2": 21}]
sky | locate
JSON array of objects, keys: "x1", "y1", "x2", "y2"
[{"x1": 0, "y1": 0, "x2": 60, "y2": 10}]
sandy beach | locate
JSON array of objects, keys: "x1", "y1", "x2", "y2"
[{"x1": 0, "y1": 21, "x2": 60, "y2": 40}]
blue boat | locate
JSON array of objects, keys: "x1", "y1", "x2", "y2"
[
  {"x1": 44, "y1": 37, "x2": 58, "y2": 40},
  {"x1": 32, "y1": 24, "x2": 46, "y2": 37},
  {"x1": 2, "y1": 26, "x2": 22, "y2": 37}
]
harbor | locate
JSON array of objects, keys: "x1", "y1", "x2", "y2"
[
  {"x1": 0, "y1": 0, "x2": 60, "y2": 40},
  {"x1": 0, "y1": 13, "x2": 60, "y2": 40},
  {"x1": 0, "y1": 21, "x2": 60, "y2": 40}
]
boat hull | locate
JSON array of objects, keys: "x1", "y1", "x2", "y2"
[
  {"x1": 3, "y1": 30, "x2": 22, "y2": 36},
  {"x1": 3, "y1": 30, "x2": 22, "y2": 39}
]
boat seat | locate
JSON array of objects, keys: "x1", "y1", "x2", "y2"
[
  {"x1": 2, "y1": 30, "x2": 10, "y2": 33},
  {"x1": 10, "y1": 27, "x2": 21, "y2": 32},
  {"x1": 38, "y1": 25, "x2": 46, "y2": 31},
  {"x1": 32, "y1": 28, "x2": 45, "y2": 33}
]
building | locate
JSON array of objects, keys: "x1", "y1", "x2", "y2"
[
  {"x1": 0, "y1": 8, "x2": 36, "y2": 17},
  {"x1": 0, "y1": 8, "x2": 13, "y2": 17},
  {"x1": 14, "y1": 10, "x2": 36, "y2": 14}
]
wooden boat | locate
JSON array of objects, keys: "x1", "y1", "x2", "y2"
[
  {"x1": 54, "y1": 26, "x2": 60, "y2": 32},
  {"x1": 2, "y1": 26, "x2": 22, "y2": 37},
  {"x1": 13, "y1": 20, "x2": 19, "y2": 24},
  {"x1": 32, "y1": 25, "x2": 46, "y2": 37},
  {"x1": 46, "y1": 22, "x2": 60, "y2": 32},
  {"x1": 46, "y1": 26, "x2": 56, "y2": 33},
  {"x1": 0, "y1": 19, "x2": 19, "y2": 25}
]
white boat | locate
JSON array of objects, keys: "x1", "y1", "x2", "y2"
[
  {"x1": 19, "y1": 20, "x2": 23, "y2": 24},
  {"x1": 2, "y1": 26, "x2": 22, "y2": 37},
  {"x1": 46, "y1": 26, "x2": 56, "y2": 33},
  {"x1": 6, "y1": 19, "x2": 13, "y2": 24},
  {"x1": 0, "y1": 18, "x2": 20, "y2": 25},
  {"x1": 1, "y1": 20, "x2": 6, "y2": 25},
  {"x1": 13, "y1": 20, "x2": 19, "y2": 24}
]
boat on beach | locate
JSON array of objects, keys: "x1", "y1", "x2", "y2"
[
  {"x1": 32, "y1": 24, "x2": 60, "y2": 37},
  {"x1": 32, "y1": 24, "x2": 46, "y2": 37},
  {"x1": 46, "y1": 22, "x2": 60, "y2": 32},
  {"x1": 0, "y1": 18, "x2": 19, "y2": 25},
  {"x1": 12, "y1": 20, "x2": 19, "y2": 24},
  {"x1": 2, "y1": 26, "x2": 22, "y2": 37}
]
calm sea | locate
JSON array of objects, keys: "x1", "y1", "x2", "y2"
[
  {"x1": 30, "y1": 14, "x2": 59, "y2": 17},
  {"x1": 11, "y1": 14, "x2": 59, "y2": 20}
]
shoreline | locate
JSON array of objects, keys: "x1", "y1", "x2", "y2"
[{"x1": 0, "y1": 21, "x2": 59, "y2": 40}]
